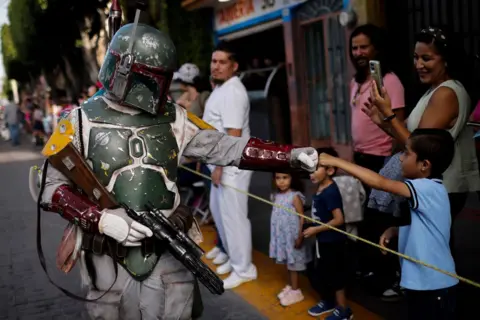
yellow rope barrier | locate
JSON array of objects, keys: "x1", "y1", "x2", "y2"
[{"x1": 179, "y1": 164, "x2": 480, "y2": 289}]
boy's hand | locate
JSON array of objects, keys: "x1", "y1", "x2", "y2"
[
  {"x1": 294, "y1": 236, "x2": 303, "y2": 249},
  {"x1": 379, "y1": 227, "x2": 398, "y2": 255},
  {"x1": 319, "y1": 153, "x2": 338, "y2": 167},
  {"x1": 369, "y1": 80, "x2": 393, "y2": 117},
  {"x1": 303, "y1": 227, "x2": 318, "y2": 238}
]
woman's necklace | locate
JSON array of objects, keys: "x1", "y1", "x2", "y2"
[{"x1": 351, "y1": 82, "x2": 370, "y2": 106}]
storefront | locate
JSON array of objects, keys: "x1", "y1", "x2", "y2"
[
  {"x1": 286, "y1": 0, "x2": 352, "y2": 159},
  {"x1": 183, "y1": 0, "x2": 357, "y2": 156}
]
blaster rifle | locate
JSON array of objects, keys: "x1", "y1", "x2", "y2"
[
  {"x1": 121, "y1": 203, "x2": 224, "y2": 294},
  {"x1": 42, "y1": 119, "x2": 224, "y2": 295}
]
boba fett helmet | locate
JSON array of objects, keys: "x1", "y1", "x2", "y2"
[{"x1": 98, "y1": 23, "x2": 177, "y2": 114}]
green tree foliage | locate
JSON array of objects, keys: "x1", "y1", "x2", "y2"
[
  {"x1": 6, "y1": 0, "x2": 110, "y2": 95},
  {"x1": 3, "y1": 0, "x2": 213, "y2": 94},
  {"x1": 8, "y1": 0, "x2": 38, "y2": 64},
  {"x1": 2, "y1": 78, "x2": 11, "y2": 95},
  {"x1": 1, "y1": 24, "x2": 29, "y2": 82},
  {"x1": 149, "y1": 0, "x2": 213, "y2": 73}
]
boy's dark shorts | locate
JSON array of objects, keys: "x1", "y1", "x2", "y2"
[{"x1": 308, "y1": 241, "x2": 348, "y2": 293}]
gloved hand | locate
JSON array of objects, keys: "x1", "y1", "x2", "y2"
[
  {"x1": 98, "y1": 208, "x2": 153, "y2": 247},
  {"x1": 291, "y1": 147, "x2": 318, "y2": 172}
]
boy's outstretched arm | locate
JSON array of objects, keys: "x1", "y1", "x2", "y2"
[{"x1": 319, "y1": 153, "x2": 411, "y2": 199}]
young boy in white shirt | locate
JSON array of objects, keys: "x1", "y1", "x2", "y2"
[{"x1": 320, "y1": 128, "x2": 458, "y2": 320}]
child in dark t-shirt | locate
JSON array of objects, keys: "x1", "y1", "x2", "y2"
[{"x1": 303, "y1": 148, "x2": 352, "y2": 320}]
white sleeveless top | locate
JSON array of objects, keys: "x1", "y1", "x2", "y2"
[{"x1": 407, "y1": 80, "x2": 480, "y2": 193}]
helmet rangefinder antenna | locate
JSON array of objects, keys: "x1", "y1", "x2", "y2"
[
  {"x1": 111, "y1": 1, "x2": 147, "y2": 100},
  {"x1": 108, "y1": 0, "x2": 122, "y2": 43}
]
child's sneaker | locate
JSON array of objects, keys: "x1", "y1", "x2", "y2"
[
  {"x1": 308, "y1": 300, "x2": 335, "y2": 317},
  {"x1": 381, "y1": 282, "x2": 404, "y2": 302},
  {"x1": 325, "y1": 306, "x2": 353, "y2": 320},
  {"x1": 280, "y1": 289, "x2": 304, "y2": 306},
  {"x1": 277, "y1": 285, "x2": 291, "y2": 300}
]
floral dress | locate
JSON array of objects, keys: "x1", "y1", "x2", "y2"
[{"x1": 269, "y1": 191, "x2": 310, "y2": 267}]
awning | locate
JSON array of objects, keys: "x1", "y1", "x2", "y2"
[
  {"x1": 181, "y1": 0, "x2": 215, "y2": 11},
  {"x1": 218, "y1": 18, "x2": 282, "y2": 41}
]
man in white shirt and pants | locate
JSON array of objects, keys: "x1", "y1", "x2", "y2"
[{"x1": 202, "y1": 42, "x2": 256, "y2": 289}]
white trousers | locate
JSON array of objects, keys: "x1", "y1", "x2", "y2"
[
  {"x1": 80, "y1": 251, "x2": 194, "y2": 320},
  {"x1": 209, "y1": 167, "x2": 255, "y2": 278}
]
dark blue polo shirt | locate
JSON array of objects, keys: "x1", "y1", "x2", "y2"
[{"x1": 311, "y1": 182, "x2": 346, "y2": 243}]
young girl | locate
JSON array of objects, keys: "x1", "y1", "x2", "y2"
[{"x1": 269, "y1": 172, "x2": 309, "y2": 306}]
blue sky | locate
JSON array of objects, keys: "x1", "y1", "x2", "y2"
[{"x1": 0, "y1": 0, "x2": 10, "y2": 80}]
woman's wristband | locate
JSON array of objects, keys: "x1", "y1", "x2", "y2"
[{"x1": 383, "y1": 113, "x2": 396, "y2": 122}]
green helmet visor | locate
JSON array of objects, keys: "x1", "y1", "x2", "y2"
[{"x1": 108, "y1": 51, "x2": 173, "y2": 114}]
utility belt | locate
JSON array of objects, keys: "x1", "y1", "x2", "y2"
[{"x1": 81, "y1": 233, "x2": 158, "y2": 259}]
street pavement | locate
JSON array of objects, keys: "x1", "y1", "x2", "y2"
[{"x1": 0, "y1": 138, "x2": 266, "y2": 320}]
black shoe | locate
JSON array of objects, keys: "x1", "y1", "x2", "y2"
[{"x1": 381, "y1": 282, "x2": 404, "y2": 302}]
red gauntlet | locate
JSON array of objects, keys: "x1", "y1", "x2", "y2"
[
  {"x1": 44, "y1": 185, "x2": 102, "y2": 233},
  {"x1": 238, "y1": 137, "x2": 295, "y2": 172}
]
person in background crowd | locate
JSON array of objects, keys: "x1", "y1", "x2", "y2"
[
  {"x1": 364, "y1": 26, "x2": 480, "y2": 319},
  {"x1": 42, "y1": 105, "x2": 53, "y2": 138},
  {"x1": 174, "y1": 63, "x2": 200, "y2": 100},
  {"x1": 54, "y1": 92, "x2": 75, "y2": 121},
  {"x1": 77, "y1": 91, "x2": 88, "y2": 105},
  {"x1": 304, "y1": 147, "x2": 353, "y2": 320},
  {"x1": 174, "y1": 63, "x2": 211, "y2": 118},
  {"x1": 320, "y1": 129, "x2": 458, "y2": 320},
  {"x1": 349, "y1": 23, "x2": 405, "y2": 299},
  {"x1": 22, "y1": 97, "x2": 33, "y2": 134},
  {"x1": 365, "y1": 26, "x2": 480, "y2": 249},
  {"x1": 174, "y1": 63, "x2": 213, "y2": 204},
  {"x1": 269, "y1": 172, "x2": 308, "y2": 307},
  {"x1": 3, "y1": 90, "x2": 21, "y2": 146},
  {"x1": 87, "y1": 85, "x2": 97, "y2": 97},
  {"x1": 202, "y1": 41, "x2": 256, "y2": 289},
  {"x1": 350, "y1": 24, "x2": 405, "y2": 179},
  {"x1": 31, "y1": 104, "x2": 45, "y2": 146}
]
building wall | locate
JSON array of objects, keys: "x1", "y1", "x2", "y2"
[
  {"x1": 182, "y1": 0, "x2": 387, "y2": 159},
  {"x1": 285, "y1": 0, "x2": 387, "y2": 159},
  {"x1": 287, "y1": 0, "x2": 351, "y2": 158}
]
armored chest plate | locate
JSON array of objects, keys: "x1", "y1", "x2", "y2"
[{"x1": 83, "y1": 96, "x2": 179, "y2": 211}]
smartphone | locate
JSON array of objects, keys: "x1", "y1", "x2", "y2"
[{"x1": 369, "y1": 60, "x2": 383, "y2": 96}]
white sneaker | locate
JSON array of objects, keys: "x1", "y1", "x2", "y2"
[
  {"x1": 277, "y1": 285, "x2": 292, "y2": 300},
  {"x1": 280, "y1": 289, "x2": 304, "y2": 306},
  {"x1": 205, "y1": 247, "x2": 221, "y2": 260},
  {"x1": 223, "y1": 271, "x2": 256, "y2": 290},
  {"x1": 216, "y1": 261, "x2": 232, "y2": 275},
  {"x1": 212, "y1": 252, "x2": 229, "y2": 265}
]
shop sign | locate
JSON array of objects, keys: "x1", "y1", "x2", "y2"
[{"x1": 214, "y1": 0, "x2": 306, "y2": 31}]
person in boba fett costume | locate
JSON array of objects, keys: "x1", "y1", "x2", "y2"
[{"x1": 38, "y1": 8, "x2": 319, "y2": 320}]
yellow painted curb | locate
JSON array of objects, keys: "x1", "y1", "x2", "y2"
[{"x1": 200, "y1": 225, "x2": 383, "y2": 319}]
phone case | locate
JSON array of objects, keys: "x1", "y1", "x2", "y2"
[{"x1": 369, "y1": 61, "x2": 383, "y2": 93}]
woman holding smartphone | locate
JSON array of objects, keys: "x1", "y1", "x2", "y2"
[
  {"x1": 365, "y1": 27, "x2": 480, "y2": 242},
  {"x1": 363, "y1": 27, "x2": 480, "y2": 319}
]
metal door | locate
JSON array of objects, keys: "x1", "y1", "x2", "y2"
[{"x1": 297, "y1": 0, "x2": 349, "y2": 146}]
